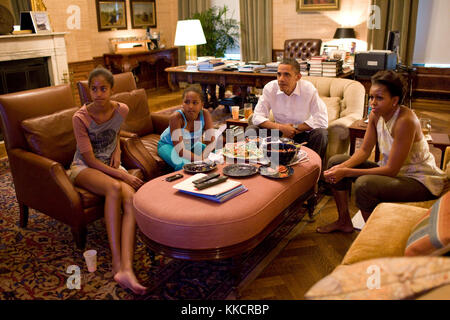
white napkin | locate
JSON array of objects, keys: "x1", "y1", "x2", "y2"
[
  {"x1": 351, "y1": 210, "x2": 366, "y2": 230},
  {"x1": 208, "y1": 150, "x2": 224, "y2": 164}
]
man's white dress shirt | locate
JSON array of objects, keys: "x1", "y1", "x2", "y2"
[{"x1": 252, "y1": 79, "x2": 328, "y2": 130}]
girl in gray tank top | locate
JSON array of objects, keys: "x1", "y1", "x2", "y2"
[{"x1": 70, "y1": 67, "x2": 147, "y2": 295}]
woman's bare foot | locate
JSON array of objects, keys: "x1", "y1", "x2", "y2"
[
  {"x1": 316, "y1": 220, "x2": 354, "y2": 234},
  {"x1": 114, "y1": 270, "x2": 148, "y2": 295}
]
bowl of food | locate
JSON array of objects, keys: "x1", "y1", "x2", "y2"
[{"x1": 263, "y1": 142, "x2": 297, "y2": 165}]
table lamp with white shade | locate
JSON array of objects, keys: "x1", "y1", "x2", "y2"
[{"x1": 174, "y1": 19, "x2": 206, "y2": 63}]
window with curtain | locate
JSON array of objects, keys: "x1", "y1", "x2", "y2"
[{"x1": 211, "y1": 0, "x2": 241, "y2": 60}]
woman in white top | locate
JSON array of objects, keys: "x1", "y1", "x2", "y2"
[{"x1": 317, "y1": 70, "x2": 447, "y2": 233}]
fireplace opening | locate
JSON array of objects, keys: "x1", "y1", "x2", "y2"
[
  {"x1": 0, "y1": 57, "x2": 51, "y2": 142},
  {"x1": 0, "y1": 57, "x2": 51, "y2": 95}
]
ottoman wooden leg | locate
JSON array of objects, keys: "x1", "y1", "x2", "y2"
[
  {"x1": 231, "y1": 255, "x2": 244, "y2": 298},
  {"x1": 305, "y1": 193, "x2": 317, "y2": 222}
]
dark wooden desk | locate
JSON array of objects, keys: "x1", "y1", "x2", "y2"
[
  {"x1": 104, "y1": 48, "x2": 178, "y2": 90},
  {"x1": 165, "y1": 66, "x2": 353, "y2": 108},
  {"x1": 349, "y1": 119, "x2": 380, "y2": 162},
  {"x1": 165, "y1": 66, "x2": 276, "y2": 108}
]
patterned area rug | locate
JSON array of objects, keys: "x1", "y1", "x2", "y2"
[{"x1": 0, "y1": 158, "x2": 320, "y2": 300}]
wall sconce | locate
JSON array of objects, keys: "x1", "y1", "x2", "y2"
[{"x1": 174, "y1": 19, "x2": 206, "y2": 63}]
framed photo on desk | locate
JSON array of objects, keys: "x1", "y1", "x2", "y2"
[{"x1": 130, "y1": 0, "x2": 157, "y2": 29}]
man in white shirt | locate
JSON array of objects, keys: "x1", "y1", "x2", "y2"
[{"x1": 248, "y1": 58, "x2": 329, "y2": 159}]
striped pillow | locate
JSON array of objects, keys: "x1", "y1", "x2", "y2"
[{"x1": 405, "y1": 191, "x2": 450, "y2": 256}]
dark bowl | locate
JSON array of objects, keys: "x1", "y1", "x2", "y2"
[{"x1": 263, "y1": 142, "x2": 297, "y2": 165}]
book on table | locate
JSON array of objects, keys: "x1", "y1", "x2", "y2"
[{"x1": 173, "y1": 173, "x2": 247, "y2": 203}]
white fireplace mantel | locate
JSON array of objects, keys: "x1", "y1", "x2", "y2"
[{"x1": 0, "y1": 32, "x2": 69, "y2": 86}]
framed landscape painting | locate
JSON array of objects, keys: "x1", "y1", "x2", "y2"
[
  {"x1": 96, "y1": 0, "x2": 127, "y2": 32},
  {"x1": 130, "y1": 0, "x2": 157, "y2": 29},
  {"x1": 297, "y1": 0, "x2": 339, "y2": 12}
]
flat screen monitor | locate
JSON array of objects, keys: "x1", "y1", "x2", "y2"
[{"x1": 387, "y1": 30, "x2": 400, "y2": 55}]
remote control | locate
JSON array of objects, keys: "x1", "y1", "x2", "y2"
[
  {"x1": 192, "y1": 172, "x2": 220, "y2": 185},
  {"x1": 195, "y1": 176, "x2": 228, "y2": 190},
  {"x1": 165, "y1": 173, "x2": 183, "y2": 182}
]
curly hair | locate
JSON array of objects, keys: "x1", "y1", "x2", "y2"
[{"x1": 371, "y1": 70, "x2": 407, "y2": 103}]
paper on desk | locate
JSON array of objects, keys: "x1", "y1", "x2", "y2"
[{"x1": 352, "y1": 210, "x2": 366, "y2": 230}]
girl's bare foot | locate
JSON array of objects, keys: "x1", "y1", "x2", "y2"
[
  {"x1": 114, "y1": 270, "x2": 148, "y2": 295},
  {"x1": 316, "y1": 220, "x2": 354, "y2": 234}
]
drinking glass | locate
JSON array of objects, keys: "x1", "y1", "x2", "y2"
[
  {"x1": 420, "y1": 118, "x2": 431, "y2": 136},
  {"x1": 231, "y1": 106, "x2": 240, "y2": 120},
  {"x1": 244, "y1": 103, "x2": 253, "y2": 120}
]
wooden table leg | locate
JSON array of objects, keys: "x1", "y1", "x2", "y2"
[{"x1": 349, "y1": 133, "x2": 357, "y2": 155}]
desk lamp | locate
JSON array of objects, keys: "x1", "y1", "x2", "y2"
[
  {"x1": 174, "y1": 19, "x2": 206, "y2": 63},
  {"x1": 333, "y1": 27, "x2": 356, "y2": 53}
]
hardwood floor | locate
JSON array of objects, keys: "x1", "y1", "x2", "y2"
[
  {"x1": 233, "y1": 195, "x2": 359, "y2": 300},
  {"x1": 146, "y1": 87, "x2": 183, "y2": 112}
]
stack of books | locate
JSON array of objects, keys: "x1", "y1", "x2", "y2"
[
  {"x1": 173, "y1": 174, "x2": 247, "y2": 203},
  {"x1": 299, "y1": 61, "x2": 309, "y2": 76},
  {"x1": 259, "y1": 61, "x2": 279, "y2": 74},
  {"x1": 308, "y1": 56, "x2": 326, "y2": 76},
  {"x1": 198, "y1": 59, "x2": 226, "y2": 71},
  {"x1": 238, "y1": 64, "x2": 265, "y2": 73},
  {"x1": 322, "y1": 59, "x2": 343, "y2": 77}
]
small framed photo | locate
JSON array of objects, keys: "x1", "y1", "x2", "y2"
[
  {"x1": 322, "y1": 44, "x2": 339, "y2": 57},
  {"x1": 130, "y1": 0, "x2": 157, "y2": 29},
  {"x1": 297, "y1": 0, "x2": 339, "y2": 12},
  {"x1": 96, "y1": 0, "x2": 128, "y2": 32},
  {"x1": 330, "y1": 49, "x2": 346, "y2": 61},
  {"x1": 31, "y1": 11, "x2": 52, "y2": 33}
]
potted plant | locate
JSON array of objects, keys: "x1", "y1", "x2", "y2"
[{"x1": 191, "y1": 6, "x2": 239, "y2": 58}]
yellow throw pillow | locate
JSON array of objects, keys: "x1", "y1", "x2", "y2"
[{"x1": 304, "y1": 256, "x2": 450, "y2": 300}]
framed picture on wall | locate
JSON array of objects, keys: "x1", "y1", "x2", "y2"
[
  {"x1": 130, "y1": 0, "x2": 157, "y2": 29},
  {"x1": 297, "y1": 0, "x2": 339, "y2": 12},
  {"x1": 96, "y1": 0, "x2": 127, "y2": 32}
]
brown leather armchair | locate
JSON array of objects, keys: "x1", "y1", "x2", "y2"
[
  {"x1": 77, "y1": 72, "x2": 178, "y2": 180},
  {"x1": 284, "y1": 39, "x2": 322, "y2": 61},
  {"x1": 0, "y1": 84, "x2": 143, "y2": 249}
]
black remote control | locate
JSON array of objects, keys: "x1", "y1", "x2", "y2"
[
  {"x1": 165, "y1": 173, "x2": 183, "y2": 182},
  {"x1": 192, "y1": 172, "x2": 220, "y2": 185},
  {"x1": 195, "y1": 176, "x2": 228, "y2": 190}
]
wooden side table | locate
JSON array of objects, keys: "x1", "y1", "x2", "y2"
[
  {"x1": 349, "y1": 119, "x2": 380, "y2": 162},
  {"x1": 430, "y1": 133, "x2": 450, "y2": 168},
  {"x1": 225, "y1": 118, "x2": 249, "y2": 130}
]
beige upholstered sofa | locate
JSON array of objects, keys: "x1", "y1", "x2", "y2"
[{"x1": 250, "y1": 76, "x2": 366, "y2": 164}]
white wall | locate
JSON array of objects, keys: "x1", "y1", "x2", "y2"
[{"x1": 413, "y1": 0, "x2": 450, "y2": 65}]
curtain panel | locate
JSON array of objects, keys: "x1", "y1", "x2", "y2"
[
  {"x1": 239, "y1": 0, "x2": 272, "y2": 63},
  {"x1": 11, "y1": 0, "x2": 31, "y2": 25},
  {"x1": 367, "y1": 0, "x2": 419, "y2": 66},
  {"x1": 178, "y1": 0, "x2": 210, "y2": 20}
]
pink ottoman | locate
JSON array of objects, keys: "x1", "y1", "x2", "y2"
[{"x1": 133, "y1": 147, "x2": 321, "y2": 260}]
